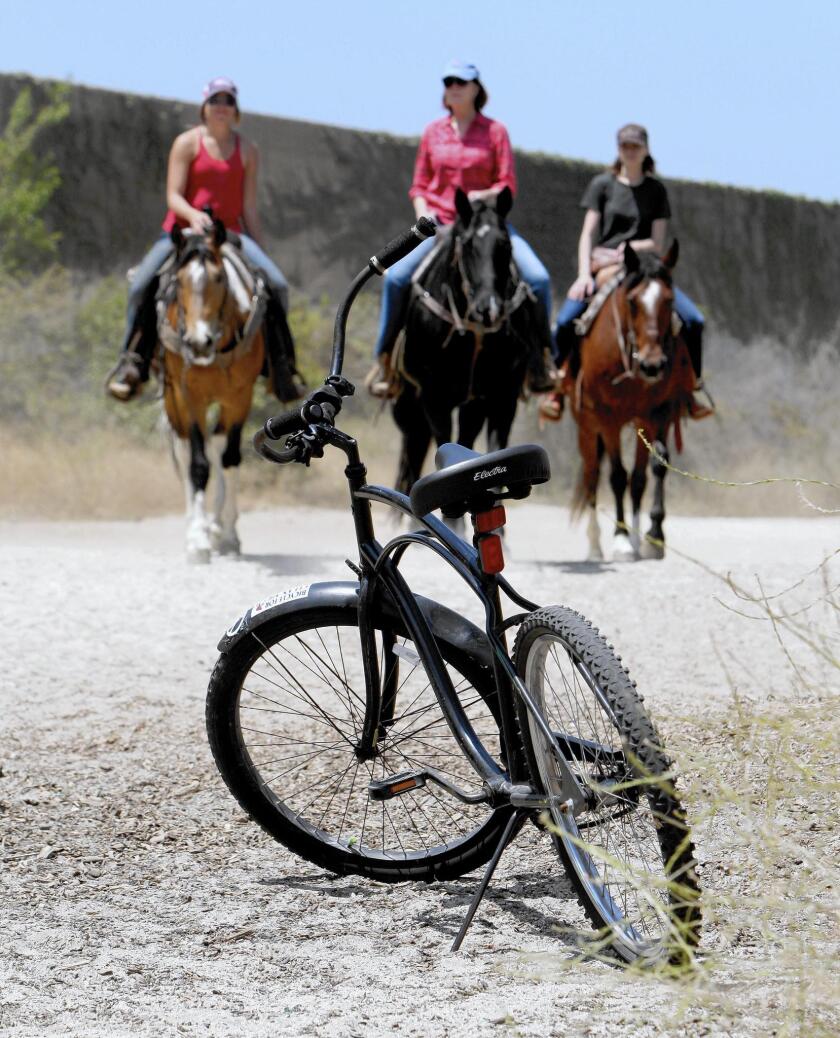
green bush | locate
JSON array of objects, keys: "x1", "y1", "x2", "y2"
[{"x1": 0, "y1": 83, "x2": 70, "y2": 276}]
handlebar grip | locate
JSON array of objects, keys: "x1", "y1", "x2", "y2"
[
  {"x1": 264, "y1": 407, "x2": 307, "y2": 440},
  {"x1": 369, "y1": 217, "x2": 437, "y2": 274}
]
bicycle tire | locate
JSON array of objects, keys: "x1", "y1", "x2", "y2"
[
  {"x1": 207, "y1": 603, "x2": 512, "y2": 882},
  {"x1": 513, "y1": 606, "x2": 701, "y2": 964}
]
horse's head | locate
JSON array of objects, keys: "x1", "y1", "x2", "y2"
[
  {"x1": 621, "y1": 240, "x2": 679, "y2": 381},
  {"x1": 452, "y1": 186, "x2": 514, "y2": 328},
  {"x1": 170, "y1": 220, "x2": 231, "y2": 365}
]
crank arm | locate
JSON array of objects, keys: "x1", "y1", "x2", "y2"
[{"x1": 368, "y1": 766, "x2": 490, "y2": 805}]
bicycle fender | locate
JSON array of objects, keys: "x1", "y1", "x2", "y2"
[{"x1": 218, "y1": 579, "x2": 492, "y2": 668}]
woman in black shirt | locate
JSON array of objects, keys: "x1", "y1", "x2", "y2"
[{"x1": 552, "y1": 124, "x2": 711, "y2": 418}]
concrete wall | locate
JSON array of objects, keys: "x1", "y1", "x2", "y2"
[{"x1": 3, "y1": 73, "x2": 838, "y2": 347}]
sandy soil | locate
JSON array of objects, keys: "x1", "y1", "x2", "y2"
[{"x1": 1, "y1": 504, "x2": 837, "y2": 1037}]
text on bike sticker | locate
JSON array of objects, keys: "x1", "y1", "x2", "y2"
[{"x1": 250, "y1": 584, "x2": 312, "y2": 617}]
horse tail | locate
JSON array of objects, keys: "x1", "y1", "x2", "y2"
[{"x1": 570, "y1": 434, "x2": 604, "y2": 520}]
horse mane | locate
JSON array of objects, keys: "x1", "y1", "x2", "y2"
[{"x1": 624, "y1": 252, "x2": 673, "y2": 292}]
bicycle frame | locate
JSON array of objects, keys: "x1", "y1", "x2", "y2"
[{"x1": 320, "y1": 422, "x2": 590, "y2": 814}]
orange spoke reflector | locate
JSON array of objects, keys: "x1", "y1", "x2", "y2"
[
  {"x1": 478, "y1": 534, "x2": 505, "y2": 574},
  {"x1": 475, "y1": 505, "x2": 506, "y2": 534}
]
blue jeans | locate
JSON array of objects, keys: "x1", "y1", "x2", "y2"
[
  {"x1": 374, "y1": 224, "x2": 552, "y2": 357},
  {"x1": 552, "y1": 285, "x2": 704, "y2": 375},
  {"x1": 239, "y1": 234, "x2": 289, "y2": 313},
  {"x1": 121, "y1": 234, "x2": 174, "y2": 350}
]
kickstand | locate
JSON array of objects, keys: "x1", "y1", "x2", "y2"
[{"x1": 450, "y1": 809, "x2": 529, "y2": 952}]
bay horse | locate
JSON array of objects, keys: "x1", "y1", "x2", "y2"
[
  {"x1": 392, "y1": 186, "x2": 544, "y2": 494},
  {"x1": 160, "y1": 220, "x2": 293, "y2": 562},
  {"x1": 568, "y1": 241, "x2": 696, "y2": 561}
]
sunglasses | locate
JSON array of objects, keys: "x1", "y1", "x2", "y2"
[
  {"x1": 208, "y1": 93, "x2": 236, "y2": 107},
  {"x1": 443, "y1": 77, "x2": 469, "y2": 88}
]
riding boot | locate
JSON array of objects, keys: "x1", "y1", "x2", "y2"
[
  {"x1": 526, "y1": 311, "x2": 557, "y2": 393},
  {"x1": 263, "y1": 298, "x2": 304, "y2": 402},
  {"x1": 105, "y1": 297, "x2": 158, "y2": 401},
  {"x1": 683, "y1": 324, "x2": 715, "y2": 420}
]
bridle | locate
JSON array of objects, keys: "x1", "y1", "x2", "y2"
[
  {"x1": 609, "y1": 273, "x2": 678, "y2": 386},
  {"x1": 158, "y1": 238, "x2": 265, "y2": 367},
  {"x1": 413, "y1": 224, "x2": 533, "y2": 347}
]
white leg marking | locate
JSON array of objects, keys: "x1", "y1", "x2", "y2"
[
  {"x1": 177, "y1": 436, "x2": 211, "y2": 563},
  {"x1": 210, "y1": 434, "x2": 240, "y2": 555},
  {"x1": 611, "y1": 528, "x2": 638, "y2": 562},
  {"x1": 630, "y1": 511, "x2": 641, "y2": 553},
  {"x1": 586, "y1": 507, "x2": 603, "y2": 562}
]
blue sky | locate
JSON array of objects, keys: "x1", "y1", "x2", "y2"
[{"x1": 1, "y1": 0, "x2": 837, "y2": 202}]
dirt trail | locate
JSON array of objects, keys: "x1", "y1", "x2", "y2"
[{"x1": 1, "y1": 506, "x2": 836, "y2": 1037}]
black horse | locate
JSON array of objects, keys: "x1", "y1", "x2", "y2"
[{"x1": 392, "y1": 187, "x2": 547, "y2": 494}]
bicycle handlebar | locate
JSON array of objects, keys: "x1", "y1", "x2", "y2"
[
  {"x1": 256, "y1": 218, "x2": 437, "y2": 466},
  {"x1": 369, "y1": 216, "x2": 437, "y2": 274}
]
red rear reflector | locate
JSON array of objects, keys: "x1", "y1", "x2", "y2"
[
  {"x1": 475, "y1": 506, "x2": 506, "y2": 534},
  {"x1": 478, "y1": 534, "x2": 505, "y2": 574}
]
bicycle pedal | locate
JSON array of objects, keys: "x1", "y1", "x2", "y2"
[{"x1": 368, "y1": 771, "x2": 427, "y2": 801}]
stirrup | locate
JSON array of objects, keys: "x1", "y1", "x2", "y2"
[
  {"x1": 537, "y1": 392, "x2": 564, "y2": 423},
  {"x1": 105, "y1": 350, "x2": 144, "y2": 402},
  {"x1": 687, "y1": 380, "x2": 715, "y2": 420},
  {"x1": 364, "y1": 359, "x2": 398, "y2": 400}
]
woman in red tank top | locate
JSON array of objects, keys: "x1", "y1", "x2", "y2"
[{"x1": 107, "y1": 77, "x2": 291, "y2": 401}]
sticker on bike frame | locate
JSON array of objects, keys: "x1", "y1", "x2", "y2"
[{"x1": 250, "y1": 584, "x2": 312, "y2": 617}]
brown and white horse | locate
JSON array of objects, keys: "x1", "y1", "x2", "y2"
[
  {"x1": 160, "y1": 221, "x2": 267, "y2": 562},
  {"x1": 568, "y1": 241, "x2": 696, "y2": 562}
]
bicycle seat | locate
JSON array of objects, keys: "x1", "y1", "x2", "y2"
[{"x1": 410, "y1": 442, "x2": 551, "y2": 519}]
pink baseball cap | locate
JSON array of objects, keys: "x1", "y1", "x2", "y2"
[{"x1": 202, "y1": 76, "x2": 238, "y2": 101}]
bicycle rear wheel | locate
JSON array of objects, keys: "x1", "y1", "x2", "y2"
[
  {"x1": 514, "y1": 606, "x2": 701, "y2": 964},
  {"x1": 207, "y1": 603, "x2": 511, "y2": 882}
]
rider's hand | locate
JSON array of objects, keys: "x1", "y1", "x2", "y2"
[
  {"x1": 568, "y1": 276, "x2": 595, "y2": 301},
  {"x1": 188, "y1": 209, "x2": 214, "y2": 234}
]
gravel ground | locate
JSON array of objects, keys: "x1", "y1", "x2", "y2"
[{"x1": 1, "y1": 505, "x2": 837, "y2": 1037}]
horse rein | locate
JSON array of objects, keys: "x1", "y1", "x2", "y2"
[
  {"x1": 159, "y1": 241, "x2": 265, "y2": 368},
  {"x1": 414, "y1": 232, "x2": 533, "y2": 346},
  {"x1": 609, "y1": 276, "x2": 679, "y2": 387}
]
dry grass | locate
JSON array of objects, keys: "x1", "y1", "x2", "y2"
[
  {"x1": 2, "y1": 267, "x2": 838, "y2": 519},
  {"x1": 534, "y1": 534, "x2": 840, "y2": 1034}
]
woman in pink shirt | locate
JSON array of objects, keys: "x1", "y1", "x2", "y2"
[{"x1": 373, "y1": 60, "x2": 551, "y2": 360}]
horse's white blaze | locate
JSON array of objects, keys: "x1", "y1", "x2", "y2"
[
  {"x1": 640, "y1": 280, "x2": 662, "y2": 316},
  {"x1": 193, "y1": 319, "x2": 214, "y2": 346},
  {"x1": 188, "y1": 258, "x2": 207, "y2": 291}
]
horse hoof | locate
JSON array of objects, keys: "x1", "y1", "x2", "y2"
[
  {"x1": 187, "y1": 547, "x2": 211, "y2": 565},
  {"x1": 217, "y1": 538, "x2": 241, "y2": 556},
  {"x1": 611, "y1": 537, "x2": 638, "y2": 563},
  {"x1": 639, "y1": 538, "x2": 665, "y2": 560},
  {"x1": 586, "y1": 548, "x2": 604, "y2": 563}
]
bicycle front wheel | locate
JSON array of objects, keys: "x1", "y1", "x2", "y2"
[
  {"x1": 514, "y1": 606, "x2": 701, "y2": 964},
  {"x1": 207, "y1": 604, "x2": 511, "y2": 882}
]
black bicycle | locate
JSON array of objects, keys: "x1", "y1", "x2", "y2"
[{"x1": 206, "y1": 218, "x2": 701, "y2": 965}]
